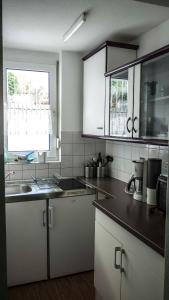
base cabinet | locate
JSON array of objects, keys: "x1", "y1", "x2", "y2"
[
  {"x1": 95, "y1": 222, "x2": 121, "y2": 300},
  {"x1": 94, "y1": 209, "x2": 164, "y2": 300},
  {"x1": 49, "y1": 194, "x2": 95, "y2": 278},
  {"x1": 6, "y1": 200, "x2": 47, "y2": 287}
]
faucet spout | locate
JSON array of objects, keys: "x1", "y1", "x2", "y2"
[{"x1": 5, "y1": 171, "x2": 15, "y2": 180}]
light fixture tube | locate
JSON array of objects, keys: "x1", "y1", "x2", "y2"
[{"x1": 63, "y1": 12, "x2": 87, "y2": 42}]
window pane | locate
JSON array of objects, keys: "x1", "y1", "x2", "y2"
[{"x1": 7, "y1": 69, "x2": 51, "y2": 151}]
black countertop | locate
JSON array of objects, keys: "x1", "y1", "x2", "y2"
[{"x1": 80, "y1": 177, "x2": 165, "y2": 256}]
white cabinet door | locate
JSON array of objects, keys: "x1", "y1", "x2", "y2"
[
  {"x1": 83, "y1": 48, "x2": 106, "y2": 136},
  {"x1": 6, "y1": 200, "x2": 47, "y2": 287},
  {"x1": 95, "y1": 209, "x2": 164, "y2": 300},
  {"x1": 94, "y1": 222, "x2": 122, "y2": 300},
  {"x1": 121, "y1": 242, "x2": 164, "y2": 300},
  {"x1": 49, "y1": 194, "x2": 95, "y2": 278}
]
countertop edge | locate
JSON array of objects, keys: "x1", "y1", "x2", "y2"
[
  {"x1": 79, "y1": 177, "x2": 165, "y2": 257},
  {"x1": 93, "y1": 200, "x2": 164, "y2": 256}
]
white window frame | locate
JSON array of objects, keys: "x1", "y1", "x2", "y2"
[{"x1": 4, "y1": 60, "x2": 60, "y2": 163}]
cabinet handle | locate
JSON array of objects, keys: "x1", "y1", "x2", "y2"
[
  {"x1": 114, "y1": 247, "x2": 121, "y2": 270},
  {"x1": 42, "y1": 210, "x2": 46, "y2": 227},
  {"x1": 48, "y1": 206, "x2": 54, "y2": 229},
  {"x1": 126, "y1": 117, "x2": 132, "y2": 133},
  {"x1": 120, "y1": 249, "x2": 125, "y2": 273},
  {"x1": 133, "y1": 116, "x2": 138, "y2": 133},
  {"x1": 97, "y1": 127, "x2": 103, "y2": 130}
]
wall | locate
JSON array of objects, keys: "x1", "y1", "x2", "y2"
[
  {"x1": 0, "y1": 0, "x2": 7, "y2": 296},
  {"x1": 59, "y1": 51, "x2": 83, "y2": 132},
  {"x1": 106, "y1": 141, "x2": 168, "y2": 183},
  {"x1": 133, "y1": 17, "x2": 169, "y2": 56},
  {"x1": 4, "y1": 48, "x2": 106, "y2": 179},
  {"x1": 3, "y1": 48, "x2": 59, "y2": 64},
  {"x1": 5, "y1": 132, "x2": 105, "y2": 179}
]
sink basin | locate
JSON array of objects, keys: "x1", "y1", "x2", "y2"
[{"x1": 5, "y1": 184, "x2": 32, "y2": 195}]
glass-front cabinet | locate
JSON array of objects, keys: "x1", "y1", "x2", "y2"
[
  {"x1": 105, "y1": 48, "x2": 169, "y2": 143},
  {"x1": 105, "y1": 68, "x2": 135, "y2": 138},
  {"x1": 140, "y1": 53, "x2": 169, "y2": 140}
]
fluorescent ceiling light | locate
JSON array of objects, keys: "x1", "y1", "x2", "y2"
[{"x1": 63, "y1": 12, "x2": 87, "y2": 42}]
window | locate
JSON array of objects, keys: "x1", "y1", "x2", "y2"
[
  {"x1": 4, "y1": 61, "x2": 59, "y2": 161},
  {"x1": 7, "y1": 69, "x2": 51, "y2": 151}
]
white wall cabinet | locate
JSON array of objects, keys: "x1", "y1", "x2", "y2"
[
  {"x1": 6, "y1": 200, "x2": 47, "y2": 287},
  {"x1": 105, "y1": 65, "x2": 141, "y2": 138},
  {"x1": 95, "y1": 209, "x2": 164, "y2": 300},
  {"x1": 83, "y1": 48, "x2": 106, "y2": 136},
  {"x1": 49, "y1": 194, "x2": 95, "y2": 278},
  {"x1": 83, "y1": 42, "x2": 137, "y2": 136}
]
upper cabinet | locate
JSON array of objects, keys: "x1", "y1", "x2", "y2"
[
  {"x1": 140, "y1": 53, "x2": 169, "y2": 140},
  {"x1": 106, "y1": 68, "x2": 134, "y2": 138},
  {"x1": 105, "y1": 65, "x2": 140, "y2": 139},
  {"x1": 105, "y1": 44, "x2": 169, "y2": 144},
  {"x1": 82, "y1": 41, "x2": 138, "y2": 136}
]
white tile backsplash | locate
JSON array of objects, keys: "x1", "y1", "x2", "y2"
[
  {"x1": 49, "y1": 168, "x2": 61, "y2": 177},
  {"x1": 61, "y1": 131, "x2": 73, "y2": 144},
  {"x1": 61, "y1": 156, "x2": 73, "y2": 168},
  {"x1": 35, "y1": 168, "x2": 49, "y2": 178},
  {"x1": 61, "y1": 167, "x2": 73, "y2": 177},
  {"x1": 73, "y1": 143, "x2": 85, "y2": 156},
  {"x1": 73, "y1": 167, "x2": 84, "y2": 177},
  {"x1": 84, "y1": 143, "x2": 96, "y2": 156},
  {"x1": 5, "y1": 131, "x2": 106, "y2": 180},
  {"x1": 73, "y1": 156, "x2": 84, "y2": 168},
  {"x1": 106, "y1": 141, "x2": 168, "y2": 182},
  {"x1": 5, "y1": 133, "x2": 168, "y2": 181},
  {"x1": 23, "y1": 169, "x2": 35, "y2": 180},
  {"x1": 61, "y1": 143, "x2": 73, "y2": 156}
]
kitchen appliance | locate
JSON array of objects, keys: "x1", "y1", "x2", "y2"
[
  {"x1": 125, "y1": 160, "x2": 144, "y2": 201},
  {"x1": 146, "y1": 158, "x2": 162, "y2": 206},
  {"x1": 156, "y1": 174, "x2": 167, "y2": 212}
]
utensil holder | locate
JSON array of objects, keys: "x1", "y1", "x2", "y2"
[
  {"x1": 84, "y1": 166, "x2": 97, "y2": 178},
  {"x1": 97, "y1": 166, "x2": 106, "y2": 178}
]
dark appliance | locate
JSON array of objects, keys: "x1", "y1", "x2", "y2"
[{"x1": 156, "y1": 174, "x2": 167, "y2": 212}]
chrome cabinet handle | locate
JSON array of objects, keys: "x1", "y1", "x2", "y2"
[
  {"x1": 120, "y1": 249, "x2": 125, "y2": 273},
  {"x1": 42, "y1": 210, "x2": 46, "y2": 227},
  {"x1": 97, "y1": 126, "x2": 103, "y2": 130},
  {"x1": 48, "y1": 206, "x2": 54, "y2": 229},
  {"x1": 114, "y1": 247, "x2": 121, "y2": 270},
  {"x1": 133, "y1": 116, "x2": 138, "y2": 133},
  {"x1": 126, "y1": 117, "x2": 132, "y2": 133}
]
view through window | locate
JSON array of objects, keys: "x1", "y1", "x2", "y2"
[{"x1": 6, "y1": 69, "x2": 52, "y2": 151}]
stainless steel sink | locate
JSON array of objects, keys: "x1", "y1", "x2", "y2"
[{"x1": 5, "y1": 184, "x2": 32, "y2": 195}]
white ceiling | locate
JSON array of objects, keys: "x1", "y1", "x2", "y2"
[{"x1": 3, "y1": 0, "x2": 169, "y2": 53}]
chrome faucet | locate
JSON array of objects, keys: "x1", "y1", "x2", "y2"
[
  {"x1": 5, "y1": 171, "x2": 15, "y2": 180},
  {"x1": 31, "y1": 176, "x2": 38, "y2": 184}
]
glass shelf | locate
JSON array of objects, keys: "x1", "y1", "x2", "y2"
[{"x1": 140, "y1": 52, "x2": 169, "y2": 139}]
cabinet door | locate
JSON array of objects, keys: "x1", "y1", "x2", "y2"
[
  {"x1": 121, "y1": 245, "x2": 164, "y2": 300},
  {"x1": 49, "y1": 195, "x2": 95, "y2": 278},
  {"x1": 94, "y1": 222, "x2": 122, "y2": 300},
  {"x1": 109, "y1": 67, "x2": 134, "y2": 138},
  {"x1": 140, "y1": 53, "x2": 169, "y2": 140},
  {"x1": 133, "y1": 64, "x2": 141, "y2": 138},
  {"x1": 6, "y1": 200, "x2": 47, "y2": 286},
  {"x1": 83, "y1": 48, "x2": 105, "y2": 136}
]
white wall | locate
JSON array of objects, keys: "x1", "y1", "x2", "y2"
[
  {"x1": 59, "y1": 51, "x2": 83, "y2": 132},
  {"x1": 3, "y1": 48, "x2": 59, "y2": 64},
  {"x1": 134, "y1": 17, "x2": 169, "y2": 56}
]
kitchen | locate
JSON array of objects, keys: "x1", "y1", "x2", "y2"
[{"x1": 0, "y1": 0, "x2": 169, "y2": 299}]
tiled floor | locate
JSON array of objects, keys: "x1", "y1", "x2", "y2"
[{"x1": 8, "y1": 271, "x2": 95, "y2": 300}]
